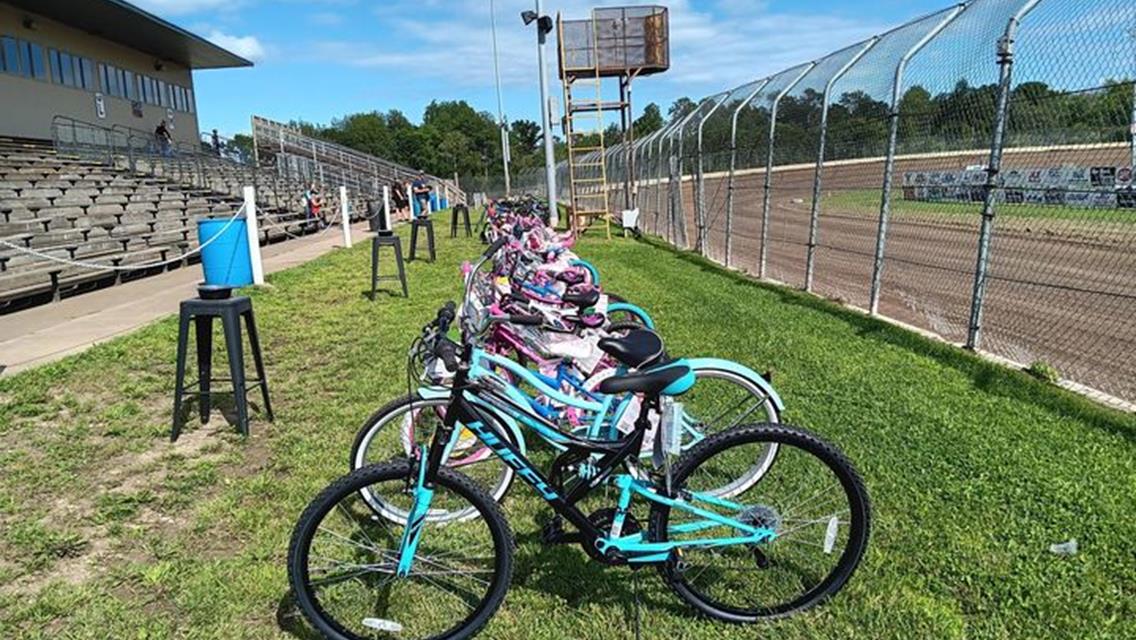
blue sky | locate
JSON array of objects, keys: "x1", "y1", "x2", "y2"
[{"x1": 134, "y1": 0, "x2": 951, "y2": 137}]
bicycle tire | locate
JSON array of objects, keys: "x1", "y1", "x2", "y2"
[
  {"x1": 648, "y1": 423, "x2": 870, "y2": 622},
  {"x1": 288, "y1": 460, "x2": 514, "y2": 640}
]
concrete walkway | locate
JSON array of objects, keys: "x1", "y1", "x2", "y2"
[{"x1": 0, "y1": 222, "x2": 373, "y2": 375}]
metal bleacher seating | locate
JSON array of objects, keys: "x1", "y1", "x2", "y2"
[{"x1": 0, "y1": 134, "x2": 363, "y2": 313}]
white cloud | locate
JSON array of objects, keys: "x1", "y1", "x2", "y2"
[
  {"x1": 310, "y1": 0, "x2": 887, "y2": 100},
  {"x1": 206, "y1": 31, "x2": 267, "y2": 61}
]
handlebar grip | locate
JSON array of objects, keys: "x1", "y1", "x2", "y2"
[
  {"x1": 435, "y1": 339, "x2": 460, "y2": 370},
  {"x1": 483, "y1": 235, "x2": 509, "y2": 259},
  {"x1": 508, "y1": 314, "x2": 544, "y2": 326},
  {"x1": 436, "y1": 301, "x2": 456, "y2": 333}
]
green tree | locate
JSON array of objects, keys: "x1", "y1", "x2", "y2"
[
  {"x1": 668, "y1": 97, "x2": 697, "y2": 120},
  {"x1": 633, "y1": 102, "x2": 664, "y2": 138}
]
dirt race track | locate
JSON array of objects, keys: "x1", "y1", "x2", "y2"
[{"x1": 627, "y1": 145, "x2": 1136, "y2": 404}]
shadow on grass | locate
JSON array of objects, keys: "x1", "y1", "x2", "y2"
[
  {"x1": 172, "y1": 391, "x2": 270, "y2": 439},
  {"x1": 645, "y1": 237, "x2": 1136, "y2": 444},
  {"x1": 273, "y1": 530, "x2": 698, "y2": 640},
  {"x1": 276, "y1": 590, "x2": 324, "y2": 640},
  {"x1": 510, "y1": 529, "x2": 695, "y2": 621},
  {"x1": 361, "y1": 289, "x2": 407, "y2": 302}
]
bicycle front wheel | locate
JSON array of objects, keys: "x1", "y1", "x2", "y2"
[
  {"x1": 289, "y1": 461, "x2": 514, "y2": 640},
  {"x1": 351, "y1": 394, "x2": 516, "y2": 523},
  {"x1": 649, "y1": 423, "x2": 870, "y2": 622}
]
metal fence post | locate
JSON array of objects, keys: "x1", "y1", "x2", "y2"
[
  {"x1": 869, "y1": 3, "x2": 965, "y2": 315},
  {"x1": 654, "y1": 124, "x2": 669, "y2": 234},
  {"x1": 1130, "y1": 78, "x2": 1136, "y2": 170},
  {"x1": 805, "y1": 38, "x2": 878, "y2": 292},
  {"x1": 695, "y1": 93, "x2": 729, "y2": 256},
  {"x1": 655, "y1": 120, "x2": 678, "y2": 234},
  {"x1": 672, "y1": 100, "x2": 712, "y2": 249},
  {"x1": 725, "y1": 79, "x2": 771, "y2": 269},
  {"x1": 760, "y1": 63, "x2": 815, "y2": 279},
  {"x1": 966, "y1": 0, "x2": 1042, "y2": 350}
]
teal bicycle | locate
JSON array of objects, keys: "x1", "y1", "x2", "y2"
[
  {"x1": 350, "y1": 243, "x2": 785, "y2": 523},
  {"x1": 287, "y1": 252, "x2": 872, "y2": 640}
]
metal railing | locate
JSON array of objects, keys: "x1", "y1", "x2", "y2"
[
  {"x1": 593, "y1": 0, "x2": 1136, "y2": 406},
  {"x1": 251, "y1": 115, "x2": 466, "y2": 207},
  {"x1": 53, "y1": 117, "x2": 323, "y2": 214}
]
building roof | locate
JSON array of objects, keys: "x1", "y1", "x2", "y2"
[{"x1": 6, "y1": 0, "x2": 253, "y2": 70}]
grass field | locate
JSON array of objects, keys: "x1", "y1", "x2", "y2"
[
  {"x1": 1, "y1": 225, "x2": 1134, "y2": 639},
  {"x1": 823, "y1": 189, "x2": 1136, "y2": 224}
]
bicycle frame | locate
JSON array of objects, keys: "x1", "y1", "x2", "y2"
[
  {"x1": 396, "y1": 353, "x2": 777, "y2": 574},
  {"x1": 420, "y1": 352, "x2": 784, "y2": 458}
]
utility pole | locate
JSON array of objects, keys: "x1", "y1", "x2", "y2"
[
  {"x1": 525, "y1": 1, "x2": 559, "y2": 224},
  {"x1": 490, "y1": 0, "x2": 511, "y2": 195}
]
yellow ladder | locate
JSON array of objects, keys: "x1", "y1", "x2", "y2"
[{"x1": 559, "y1": 14, "x2": 611, "y2": 239}]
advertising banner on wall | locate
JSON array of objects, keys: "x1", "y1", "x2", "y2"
[{"x1": 903, "y1": 164, "x2": 1136, "y2": 211}]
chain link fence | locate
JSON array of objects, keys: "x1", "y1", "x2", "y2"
[{"x1": 596, "y1": 0, "x2": 1136, "y2": 406}]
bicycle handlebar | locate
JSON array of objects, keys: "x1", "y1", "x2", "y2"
[
  {"x1": 436, "y1": 301, "x2": 457, "y2": 334},
  {"x1": 483, "y1": 236, "x2": 509, "y2": 259},
  {"x1": 434, "y1": 338, "x2": 460, "y2": 370},
  {"x1": 492, "y1": 314, "x2": 543, "y2": 327}
]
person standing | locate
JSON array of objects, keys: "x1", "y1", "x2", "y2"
[
  {"x1": 412, "y1": 173, "x2": 432, "y2": 218},
  {"x1": 389, "y1": 180, "x2": 409, "y2": 220},
  {"x1": 155, "y1": 120, "x2": 173, "y2": 157},
  {"x1": 303, "y1": 184, "x2": 326, "y2": 228}
]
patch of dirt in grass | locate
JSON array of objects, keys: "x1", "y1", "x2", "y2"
[{"x1": 0, "y1": 423, "x2": 275, "y2": 598}]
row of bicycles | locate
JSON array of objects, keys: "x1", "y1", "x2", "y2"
[{"x1": 287, "y1": 198, "x2": 872, "y2": 640}]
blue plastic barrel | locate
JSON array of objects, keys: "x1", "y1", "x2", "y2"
[
  {"x1": 440, "y1": 197, "x2": 449, "y2": 209},
  {"x1": 429, "y1": 192, "x2": 439, "y2": 211},
  {"x1": 412, "y1": 198, "x2": 422, "y2": 217},
  {"x1": 197, "y1": 217, "x2": 253, "y2": 287}
]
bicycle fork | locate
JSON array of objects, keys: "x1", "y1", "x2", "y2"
[{"x1": 396, "y1": 364, "x2": 473, "y2": 576}]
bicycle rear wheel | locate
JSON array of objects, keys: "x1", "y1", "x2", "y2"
[
  {"x1": 288, "y1": 461, "x2": 514, "y2": 640},
  {"x1": 648, "y1": 423, "x2": 870, "y2": 622}
]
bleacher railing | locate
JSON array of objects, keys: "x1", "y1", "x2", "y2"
[
  {"x1": 251, "y1": 115, "x2": 465, "y2": 208},
  {"x1": 51, "y1": 116, "x2": 330, "y2": 218},
  {"x1": 590, "y1": 0, "x2": 1136, "y2": 407}
]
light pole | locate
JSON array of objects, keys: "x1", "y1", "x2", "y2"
[
  {"x1": 490, "y1": 0, "x2": 511, "y2": 195},
  {"x1": 523, "y1": 3, "x2": 558, "y2": 225}
]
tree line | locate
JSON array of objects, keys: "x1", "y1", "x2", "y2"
[{"x1": 240, "y1": 80, "x2": 1129, "y2": 184}]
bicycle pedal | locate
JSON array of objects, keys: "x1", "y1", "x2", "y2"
[{"x1": 540, "y1": 516, "x2": 580, "y2": 545}]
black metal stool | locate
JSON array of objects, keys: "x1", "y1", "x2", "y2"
[
  {"x1": 371, "y1": 232, "x2": 408, "y2": 298},
  {"x1": 171, "y1": 286, "x2": 273, "y2": 441},
  {"x1": 450, "y1": 204, "x2": 472, "y2": 238},
  {"x1": 408, "y1": 217, "x2": 436, "y2": 262}
]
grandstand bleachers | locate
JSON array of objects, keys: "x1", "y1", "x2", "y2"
[{"x1": 0, "y1": 136, "x2": 361, "y2": 313}]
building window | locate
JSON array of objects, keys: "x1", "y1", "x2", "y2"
[
  {"x1": 46, "y1": 48, "x2": 95, "y2": 91},
  {"x1": 1, "y1": 36, "x2": 17, "y2": 74},
  {"x1": 59, "y1": 52, "x2": 74, "y2": 87},
  {"x1": 21, "y1": 40, "x2": 46, "y2": 80},
  {"x1": 78, "y1": 57, "x2": 95, "y2": 91},
  {"x1": 49, "y1": 48, "x2": 62, "y2": 83},
  {"x1": 123, "y1": 69, "x2": 137, "y2": 101},
  {"x1": 186, "y1": 87, "x2": 194, "y2": 113},
  {"x1": 1, "y1": 37, "x2": 47, "y2": 80},
  {"x1": 100, "y1": 63, "x2": 127, "y2": 98}
]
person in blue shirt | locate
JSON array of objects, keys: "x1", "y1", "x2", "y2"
[{"x1": 412, "y1": 173, "x2": 432, "y2": 218}]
